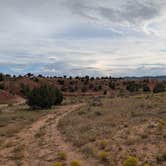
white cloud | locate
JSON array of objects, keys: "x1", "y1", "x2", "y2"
[{"x1": 0, "y1": 0, "x2": 166, "y2": 76}]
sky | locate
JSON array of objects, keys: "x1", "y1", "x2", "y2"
[{"x1": 0, "y1": 0, "x2": 166, "y2": 77}]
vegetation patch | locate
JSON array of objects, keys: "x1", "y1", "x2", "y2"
[
  {"x1": 123, "y1": 156, "x2": 138, "y2": 166},
  {"x1": 59, "y1": 93, "x2": 166, "y2": 165},
  {"x1": 70, "y1": 160, "x2": 81, "y2": 166},
  {"x1": 57, "y1": 151, "x2": 67, "y2": 161},
  {"x1": 53, "y1": 162, "x2": 63, "y2": 166},
  {"x1": 27, "y1": 84, "x2": 63, "y2": 109}
]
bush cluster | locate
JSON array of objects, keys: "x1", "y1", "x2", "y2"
[
  {"x1": 57, "y1": 151, "x2": 67, "y2": 160},
  {"x1": 156, "y1": 150, "x2": 166, "y2": 163},
  {"x1": 53, "y1": 162, "x2": 63, "y2": 166},
  {"x1": 70, "y1": 160, "x2": 81, "y2": 166},
  {"x1": 142, "y1": 84, "x2": 150, "y2": 92},
  {"x1": 126, "y1": 81, "x2": 140, "y2": 92},
  {"x1": 0, "y1": 83, "x2": 4, "y2": 90},
  {"x1": 0, "y1": 73, "x2": 5, "y2": 81},
  {"x1": 98, "y1": 151, "x2": 109, "y2": 162},
  {"x1": 20, "y1": 83, "x2": 30, "y2": 96},
  {"x1": 142, "y1": 164, "x2": 150, "y2": 166},
  {"x1": 123, "y1": 156, "x2": 138, "y2": 166},
  {"x1": 153, "y1": 83, "x2": 165, "y2": 93},
  {"x1": 27, "y1": 84, "x2": 63, "y2": 109}
]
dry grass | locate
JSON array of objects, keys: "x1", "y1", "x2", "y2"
[
  {"x1": 58, "y1": 93, "x2": 166, "y2": 166},
  {"x1": 0, "y1": 106, "x2": 47, "y2": 148}
]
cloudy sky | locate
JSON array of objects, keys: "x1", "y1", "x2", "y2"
[{"x1": 0, "y1": 0, "x2": 166, "y2": 77}]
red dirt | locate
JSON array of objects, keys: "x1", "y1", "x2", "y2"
[{"x1": 0, "y1": 90, "x2": 18, "y2": 104}]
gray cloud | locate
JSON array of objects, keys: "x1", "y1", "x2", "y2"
[
  {"x1": 100, "y1": 1, "x2": 160, "y2": 24},
  {"x1": 0, "y1": 0, "x2": 166, "y2": 76},
  {"x1": 66, "y1": 0, "x2": 165, "y2": 27}
]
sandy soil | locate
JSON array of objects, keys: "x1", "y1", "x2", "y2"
[
  {"x1": 0, "y1": 97, "x2": 26, "y2": 112},
  {"x1": 0, "y1": 104, "x2": 97, "y2": 166}
]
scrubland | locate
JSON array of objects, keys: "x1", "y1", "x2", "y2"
[
  {"x1": 1, "y1": 74, "x2": 166, "y2": 165},
  {"x1": 59, "y1": 93, "x2": 166, "y2": 166}
]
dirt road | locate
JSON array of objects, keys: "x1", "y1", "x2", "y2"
[{"x1": 0, "y1": 104, "x2": 97, "y2": 166}]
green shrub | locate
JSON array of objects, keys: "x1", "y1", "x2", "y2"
[
  {"x1": 158, "y1": 119, "x2": 165, "y2": 130},
  {"x1": 57, "y1": 151, "x2": 67, "y2": 160},
  {"x1": 153, "y1": 83, "x2": 165, "y2": 93},
  {"x1": 123, "y1": 156, "x2": 138, "y2": 166},
  {"x1": 82, "y1": 145, "x2": 95, "y2": 157},
  {"x1": 98, "y1": 140, "x2": 108, "y2": 149},
  {"x1": 70, "y1": 160, "x2": 81, "y2": 166},
  {"x1": 94, "y1": 85, "x2": 102, "y2": 91},
  {"x1": 58, "y1": 79, "x2": 65, "y2": 85},
  {"x1": 81, "y1": 85, "x2": 87, "y2": 92},
  {"x1": 20, "y1": 83, "x2": 30, "y2": 96},
  {"x1": 94, "y1": 111, "x2": 102, "y2": 116},
  {"x1": 0, "y1": 73, "x2": 5, "y2": 81},
  {"x1": 126, "y1": 81, "x2": 140, "y2": 92},
  {"x1": 143, "y1": 84, "x2": 150, "y2": 92},
  {"x1": 156, "y1": 151, "x2": 166, "y2": 163},
  {"x1": 98, "y1": 151, "x2": 109, "y2": 162},
  {"x1": 0, "y1": 83, "x2": 4, "y2": 90},
  {"x1": 161, "y1": 151, "x2": 166, "y2": 160},
  {"x1": 142, "y1": 164, "x2": 150, "y2": 166},
  {"x1": 103, "y1": 90, "x2": 107, "y2": 95},
  {"x1": 109, "y1": 81, "x2": 115, "y2": 89},
  {"x1": 53, "y1": 162, "x2": 63, "y2": 166},
  {"x1": 8, "y1": 103, "x2": 13, "y2": 107},
  {"x1": 68, "y1": 86, "x2": 75, "y2": 92},
  {"x1": 33, "y1": 77, "x2": 39, "y2": 82},
  {"x1": 27, "y1": 84, "x2": 63, "y2": 109}
]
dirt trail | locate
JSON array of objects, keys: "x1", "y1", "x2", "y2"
[{"x1": 0, "y1": 104, "x2": 97, "y2": 166}]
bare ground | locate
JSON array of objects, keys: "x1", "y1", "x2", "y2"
[{"x1": 0, "y1": 104, "x2": 97, "y2": 166}]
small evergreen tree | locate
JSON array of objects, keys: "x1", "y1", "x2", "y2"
[
  {"x1": 0, "y1": 83, "x2": 4, "y2": 90},
  {"x1": 143, "y1": 84, "x2": 151, "y2": 92},
  {"x1": 103, "y1": 90, "x2": 107, "y2": 95},
  {"x1": 0, "y1": 73, "x2": 5, "y2": 81},
  {"x1": 153, "y1": 82, "x2": 165, "y2": 93},
  {"x1": 81, "y1": 85, "x2": 87, "y2": 92},
  {"x1": 58, "y1": 79, "x2": 65, "y2": 85},
  {"x1": 126, "y1": 81, "x2": 140, "y2": 92},
  {"x1": 109, "y1": 81, "x2": 115, "y2": 89},
  {"x1": 20, "y1": 83, "x2": 30, "y2": 96},
  {"x1": 27, "y1": 84, "x2": 63, "y2": 109}
]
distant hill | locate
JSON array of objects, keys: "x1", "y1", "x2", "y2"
[
  {"x1": 124, "y1": 75, "x2": 166, "y2": 80},
  {"x1": 0, "y1": 73, "x2": 166, "y2": 100}
]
